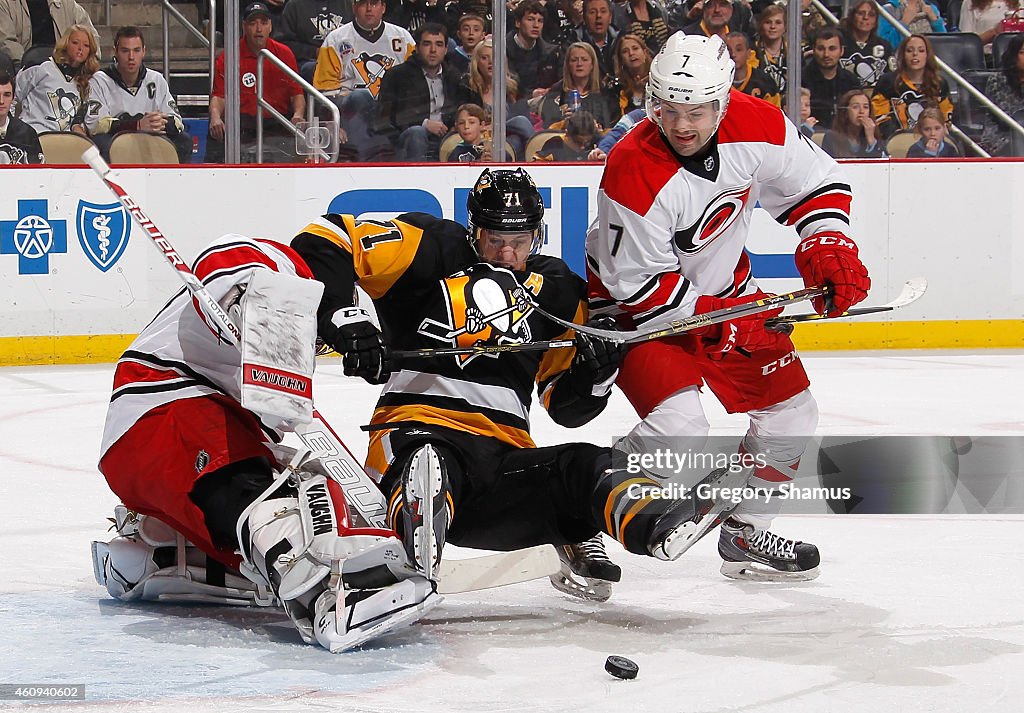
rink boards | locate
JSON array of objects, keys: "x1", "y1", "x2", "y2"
[{"x1": 0, "y1": 160, "x2": 1021, "y2": 365}]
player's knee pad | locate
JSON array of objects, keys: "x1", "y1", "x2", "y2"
[
  {"x1": 236, "y1": 456, "x2": 440, "y2": 652},
  {"x1": 91, "y1": 504, "x2": 272, "y2": 606}
]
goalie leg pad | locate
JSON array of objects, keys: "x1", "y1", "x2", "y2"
[{"x1": 237, "y1": 457, "x2": 440, "y2": 652}]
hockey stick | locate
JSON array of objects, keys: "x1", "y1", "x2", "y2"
[
  {"x1": 392, "y1": 285, "x2": 829, "y2": 359},
  {"x1": 83, "y1": 147, "x2": 558, "y2": 593},
  {"x1": 765, "y1": 277, "x2": 928, "y2": 327}
]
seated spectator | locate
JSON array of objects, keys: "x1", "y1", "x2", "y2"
[
  {"x1": 613, "y1": 0, "x2": 673, "y2": 54},
  {"x1": 14, "y1": 24, "x2": 98, "y2": 134},
  {"x1": 442, "y1": 0, "x2": 491, "y2": 35},
  {"x1": 907, "y1": 105, "x2": 961, "y2": 155},
  {"x1": 274, "y1": 0, "x2": 350, "y2": 82},
  {"x1": 507, "y1": 0, "x2": 561, "y2": 99},
  {"x1": 207, "y1": 2, "x2": 305, "y2": 163},
  {"x1": 0, "y1": 70, "x2": 43, "y2": 162},
  {"x1": 821, "y1": 88, "x2": 886, "y2": 157},
  {"x1": 539, "y1": 41, "x2": 618, "y2": 129},
  {"x1": 575, "y1": 0, "x2": 618, "y2": 86},
  {"x1": 315, "y1": 0, "x2": 414, "y2": 160},
  {"x1": 878, "y1": 0, "x2": 946, "y2": 49},
  {"x1": 375, "y1": 22, "x2": 466, "y2": 160},
  {"x1": 532, "y1": 108, "x2": 599, "y2": 159},
  {"x1": 682, "y1": 0, "x2": 753, "y2": 43},
  {"x1": 801, "y1": 27, "x2": 861, "y2": 129},
  {"x1": 543, "y1": 0, "x2": 583, "y2": 47},
  {"x1": 84, "y1": 27, "x2": 191, "y2": 163},
  {"x1": 0, "y1": 0, "x2": 100, "y2": 69},
  {"x1": 446, "y1": 13, "x2": 485, "y2": 74},
  {"x1": 612, "y1": 32, "x2": 651, "y2": 115},
  {"x1": 839, "y1": 0, "x2": 896, "y2": 90},
  {"x1": 872, "y1": 33, "x2": 953, "y2": 139},
  {"x1": 798, "y1": 86, "x2": 819, "y2": 137},
  {"x1": 386, "y1": 0, "x2": 446, "y2": 33},
  {"x1": 727, "y1": 31, "x2": 780, "y2": 106},
  {"x1": 464, "y1": 37, "x2": 535, "y2": 158},
  {"x1": 448, "y1": 102, "x2": 490, "y2": 161},
  {"x1": 589, "y1": 105, "x2": 643, "y2": 159},
  {"x1": 959, "y1": 0, "x2": 1019, "y2": 53},
  {"x1": 752, "y1": 4, "x2": 787, "y2": 93},
  {"x1": 980, "y1": 32, "x2": 1024, "y2": 155}
]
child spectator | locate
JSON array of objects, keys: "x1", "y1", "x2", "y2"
[
  {"x1": 906, "y1": 107, "x2": 960, "y2": 156},
  {"x1": 447, "y1": 13, "x2": 486, "y2": 74},
  {"x1": 751, "y1": 4, "x2": 787, "y2": 94},
  {"x1": 727, "y1": 31, "x2": 780, "y2": 106},
  {"x1": 0, "y1": 70, "x2": 43, "y2": 163},
  {"x1": 799, "y1": 86, "x2": 819, "y2": 138},
  {"x1": 449, "y1": 102, "x2": 490, "y2": 161},
  {"x1": 532, "y1": 108, "x2": 598, "y2": 160}
]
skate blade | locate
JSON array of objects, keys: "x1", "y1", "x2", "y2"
[
  {"x1": 720, "y1": 560, "x2": 821, "y2": 582},
  {"x1": 548, "y1": 564, "x2": 613, "y2": 602},
  {"x1": 658, "y1": 467, "x2": 749, "y2": 561},
  {"x1": 406, "y1": 445, "x2": 443, "y2": 580}
]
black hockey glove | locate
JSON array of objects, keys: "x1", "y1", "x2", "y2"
[
  {"x1": 320, "y1": 307, "x2": 392, "y2": 385},
  {"x1": 572, "y1": 315, "x2": 627, "y2": 389}
]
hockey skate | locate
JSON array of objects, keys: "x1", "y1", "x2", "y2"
[
  {"x1": 397, "y1": 444, "x2": 452, "y2": 582},
  {"x1": 646, "y1": 466, "x2": 749, "y2": 561},
  {"x1": 718, "y1": 517, "x2": 821, "y2": 582},
  {"x1": 549, "y1": 534, "x2": 622, "y2": 603}
]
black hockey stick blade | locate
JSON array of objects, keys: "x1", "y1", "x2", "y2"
[{"x1": 765, "y1": 278, "x2": 927, "y2": 327}]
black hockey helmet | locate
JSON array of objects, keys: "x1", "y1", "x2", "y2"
[{"x1": 466, "y1": 168, "x2": 545, "y2": 258}]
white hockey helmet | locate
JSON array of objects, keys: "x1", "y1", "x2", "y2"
[{"x1": 645, "y1": 33, "x2": 735, "y2": 139}]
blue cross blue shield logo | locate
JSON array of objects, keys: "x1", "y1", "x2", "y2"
[
  {"x1": 0, "y1": 199, "x2": 68, "y2": 275},
  {"x1": 76, "y1": 201, "x2": 130, "y2": 272}
]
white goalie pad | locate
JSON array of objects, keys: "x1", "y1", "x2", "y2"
[{"x1": 238, "y1": 269, "x2": 324, "y2": 431}]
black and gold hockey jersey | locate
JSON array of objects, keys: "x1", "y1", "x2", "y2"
[{"x1": 291, "y1": 212, "x2": 605, "y2": 477}]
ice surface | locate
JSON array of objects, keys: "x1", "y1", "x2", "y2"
[{"x1": 1, "y1": 353, "x2": 1022, "y2": 712}]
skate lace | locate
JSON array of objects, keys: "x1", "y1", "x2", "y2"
[
  {"x1": 748, "y1": 529, "x2": 796, "y2": 560},
  {"x1": 573, "y1": 535, "x2": 614, "y2": 565}
]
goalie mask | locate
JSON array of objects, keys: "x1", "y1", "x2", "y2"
[
  {"x1": 645, "y1": 33, "x2": 734, "y2": 156},
  {"x1": 466, "y1": 168, "x2": 545, "y2": 270}
]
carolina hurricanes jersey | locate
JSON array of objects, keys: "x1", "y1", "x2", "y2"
[
  {"x1": 84, "y1": 66, "x2": 183, "y2": 135},
  {"x1": 14, "y1": 59, "x2": 85, "y2": 133},
  {"x1": 586, "y1": 90, "x2": 853, "y2": 327},
  {"x1": 312, "y1": 21, "x2": 415, "y2": 97},
  {"x1": 291, "y1": 212, "x2": 593, "y2": 460},
  {"x1": 99, "y1": 236, "x2": 314, "y2": 459}
]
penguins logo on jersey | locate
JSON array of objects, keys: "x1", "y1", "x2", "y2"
[
  {"x1": 673, "y1": 183, "x2": 752, "y2": 254},
  {"x1": 45, "y1": 88, "x2": 81, "y2": 131},
  {"x1": 312, "y1": 11, "x2": 344, "y2": 41},
  {"x1": 418, "y1": 265, "x2": 534, "y2": 367},
  {"x1": 841, "y1": 53, "x2": 887, "y2": 88},
  {"x1": 895, "y1": 89, "x2": 927, "y2": 127},
  {"x1": 353, "y1": 53, "x2": 395, "y2": 97}
]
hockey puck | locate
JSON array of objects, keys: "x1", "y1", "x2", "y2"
[{"x1": 604, "y1": 655, "x2": 639, "y2": 680}]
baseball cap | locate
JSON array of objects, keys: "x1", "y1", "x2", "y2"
[{"x1": 242, "y1": 1, "x2": 271, "y2": 21}]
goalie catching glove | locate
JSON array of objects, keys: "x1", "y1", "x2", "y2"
[
  {"x1": 320, "y1": 307, "x2": 392, "y2": 385},
  {"x1": 692, "y1": 293, "x2": 784, "y2": 360},
  {"x1": 794, "y1": 233, "x2": 870, "y2": 317}
]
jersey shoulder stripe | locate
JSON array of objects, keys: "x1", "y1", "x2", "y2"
[
  {"x1": 718, "y1": 90, "x2": 786, "y2": 146},
  {"x1": 600, "y1": 119, "x2": 681, "y2": 218}
]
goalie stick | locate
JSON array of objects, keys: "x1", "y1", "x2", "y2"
[{"x1": 82, "y1": 147, "x2": 556, "y2": 594}]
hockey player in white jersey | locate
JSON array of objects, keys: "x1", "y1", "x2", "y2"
[
  {"x1": 587, "y1": 34, "x2": 871, "y2": 581},
  {"x1": 14, "y1": 24, "x2": 98, "y2": 133},
  {"x1": 92, "y1": 235, "x2": 439, "y2": 653},
  {"x1": 84, "y1": 27, "x2": 192, "y2": 163}
]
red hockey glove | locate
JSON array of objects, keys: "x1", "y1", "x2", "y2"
[
  {"x1": 794, "y1": 233, "x2": 870, "y2": 317},
  {"x1": 693, "y1": 294, "x2": 785, "y2": 360}
]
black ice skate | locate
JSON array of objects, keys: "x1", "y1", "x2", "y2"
[
  {"x1": 398, "y1": 444, "x2": 452, "y2": 581},
  {"x1": 646, "y1": 466, "x2": 749, "y2": 561},
  {"x1": 549, "y1": 534, "x2": 622, "y2": 602},
  {"x1": 718, "y1": 517, "x2": 821, "y2": 581}
]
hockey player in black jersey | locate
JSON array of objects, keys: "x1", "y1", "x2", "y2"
[{"x1": 291, "y1": 168, "x2": 743, "y2": 601}]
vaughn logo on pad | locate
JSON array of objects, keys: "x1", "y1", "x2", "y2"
[{"x1": 76, "y1": 201, "x2": 130, "y2": 272}]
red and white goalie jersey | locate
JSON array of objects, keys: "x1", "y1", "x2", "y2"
[
  {"x1": 99, "y1": 235, "x2": 314, "y2": 459},
  {"x1": 586, "y1": 90, "x2": 854, "y2": 326}
]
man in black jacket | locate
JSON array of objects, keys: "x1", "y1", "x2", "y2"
[
  {"x1": 507, "y1": 0, "x2": 560, "y2": 98},
  {"x1": 0, "y1": 71, "x2": 43, "y2": 164},
  {"x1": 801, "y1": 27, "x2": 861, "y2": 130},
  {"x1": 375, "y1": 22, "x2": 467, "y2": 160}
]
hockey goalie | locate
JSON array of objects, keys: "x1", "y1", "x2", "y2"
[{"x1": 91, "y1": 234, "x2": 439, "y2": 653}]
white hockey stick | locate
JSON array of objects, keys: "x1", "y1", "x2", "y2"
[
  {"x1": 83, "y1": 147, "x2": 557, "y2": 594},
  {"x1": 766, "y1": 277, "x2": 928, "y2": 326}
]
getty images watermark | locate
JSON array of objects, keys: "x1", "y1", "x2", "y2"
[{"x1": 622, "y1": 448, "x2": 852, "y2": 505}]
